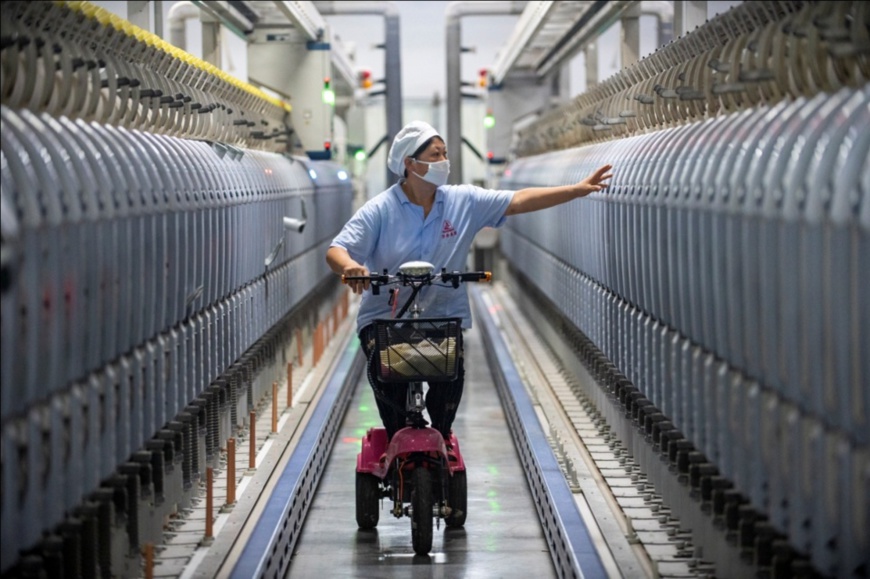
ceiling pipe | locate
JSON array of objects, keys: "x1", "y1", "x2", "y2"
[
  {"x1": 446, "y1": 1, "x2": 525, "y2": 184},
  {"x1": 314, "y1": 1, "x2": 403, "y2": 187},
  {"x1": 167, "y1": 0, "x2": 200, "y2": 51}
]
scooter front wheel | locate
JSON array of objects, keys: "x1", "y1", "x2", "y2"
[
  {"x1": 356, "y1": 472, "x2": 380, "y2": 529},
  {"x1": 410, "y1": 468, "x2": 433, "y2": 554}
]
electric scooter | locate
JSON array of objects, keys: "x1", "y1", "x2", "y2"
[{"x1": 343, "y1": 261, "x2": 490, "y2": 555}]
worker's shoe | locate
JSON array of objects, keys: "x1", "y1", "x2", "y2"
[{"x1": 444, "y1": 440, "x2": 458, "y2": 462}]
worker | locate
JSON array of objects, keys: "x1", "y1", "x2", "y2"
[{"x1": 327, "y1": 120, "x2": 612, "y2": 441}]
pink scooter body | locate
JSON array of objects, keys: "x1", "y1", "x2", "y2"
[{"x1": 357, "y1": 426, "x2": 466, "y2": 479}]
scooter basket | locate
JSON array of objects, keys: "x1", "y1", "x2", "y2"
[{"x1": 373, "y1": 318, "x2": 462, "y2": 383}]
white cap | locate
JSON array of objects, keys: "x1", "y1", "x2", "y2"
[{"x1": 387, "y1": 121, "x2": 441, "y2": 176}]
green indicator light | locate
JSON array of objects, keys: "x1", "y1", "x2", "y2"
[
  {"x1": 354, "y1": 149, "x2": 366, "y2": 161},
  {"x1": 483, "y1": 114, "x2": 495, "y2": 129},
  {"x1": 322, "y1": 88, "x2": 335, "y2": 105}
]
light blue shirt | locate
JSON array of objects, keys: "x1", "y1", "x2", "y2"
[{"x1": 331, "y1": 181, "x2": 515, "y2": 332}]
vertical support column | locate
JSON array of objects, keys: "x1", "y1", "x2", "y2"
[
  {"x1": 271, "y1": 382, "x2": 278, "y2": 434},
  {"x1": 153, "y1": 0, "x2": 163, "y2": 39},
  {"x1": 314, "y1": 322, "x2": 323, "y2": 366},
  {"x1": 127, "y1": 1, "x2": 151, "y2": 32},
  {"x1": 584, "y1": 41, "x2": 598, "y2": 89},
  {"x1": 554, "y1": 64, "x2": 571, "y2": 102},
  {"x1": 248, "y1": 412, "x2": 256, "y2": 472},
  {"x1": 446, "y1": 15, "x2": 462, "y2": 184},
  {"x1": 384, "y1": 10, "x2": 403, "y2": 187},
  {"x1": 621, "y1": 3, "x2": 641, "y2": 69},
  {"x1": 225, "y1": 438, "x2": 236, "y2": 507},
  {"x1": 674, "y1": 1, "x2": 707, "y2": 37},
  {"x1": 287, "y1": 362, "x2": 293, "y2": 409},
  {"x1": 202, "y1": 467, "x2": 214, "y2": 544},
  {"x1": 143, "y1": 543, "x2": 154, "y2": 579},
  {"x1": 201, "y1": 11, "x2": 221, "y2": 67}
]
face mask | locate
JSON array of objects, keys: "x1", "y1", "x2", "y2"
[{"x1": 412, "y1": 159, "x2": 450, "y2": 187}]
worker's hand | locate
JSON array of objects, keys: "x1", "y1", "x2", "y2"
[
  {"x1": 343, "y1": 263, "x2": 371, "y2": 295},
  {"x1": 576, "y1": 164, "x2": 613, "y2": 197}
]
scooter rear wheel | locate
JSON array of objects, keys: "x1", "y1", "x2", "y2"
[
  {"x1": 445, "y1": 471, "x2": 467, "y2": 527},
  {"x1": 410, "y1": 468, "x2": 433, "y2": 554},
  {"x1": 356, "y1": 473, "x2": 380, "y2": 529}
]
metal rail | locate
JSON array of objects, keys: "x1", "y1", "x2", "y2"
[
  {"x1": 471, "y1": 286, "x2": 610, "y2": 579},
  {"x1": 228, "y1": 335, "x2": 364, "y2": 578}
]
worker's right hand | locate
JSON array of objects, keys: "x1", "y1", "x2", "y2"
[{"x1": 343, "y1": 264, "x2": 371, "y2": 294}]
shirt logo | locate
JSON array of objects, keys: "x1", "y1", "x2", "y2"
[{"x1": 441, "y1": 220, "x2": 457, "y2": 238}]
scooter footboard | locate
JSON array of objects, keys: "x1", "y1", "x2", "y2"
[
  {"x1": 356, "y1": 427, "x2": 389, "y2": 473},
  {"x1": 445, "y1": 432, "x2": 466, "y2": 473}
]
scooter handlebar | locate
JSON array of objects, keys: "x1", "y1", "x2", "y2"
[
  {"x1": 341, "y1": 270, "x2": 491, "y2": 293},
  {"x1": 440, "y1": 270, "x2": 491, "y2": 286},
  {"x1": 342, "y1": 271, "x2": 490, "y2": 285},
  {"x1": 444, "y1": 271, "x2": 491, "y2": 282},
  {"x1": 341, "y1": 273, "x2": 390, "y2": 285}
]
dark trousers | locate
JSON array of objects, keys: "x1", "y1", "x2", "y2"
[{"x1": 359, "y1": 325, "x2": 464, "y2": 440}]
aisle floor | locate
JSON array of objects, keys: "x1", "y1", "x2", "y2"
[{"x1": 286, "y1": 324, "x2": 557, "y2": 578}]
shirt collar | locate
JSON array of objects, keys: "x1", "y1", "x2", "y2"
[{"x1": 394, "y1": 179, "x2": 444, "y2": 206}]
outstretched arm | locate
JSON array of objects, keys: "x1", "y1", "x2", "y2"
[{"x1": 504, "y1": 164, "x2": 613, "y2": 216}]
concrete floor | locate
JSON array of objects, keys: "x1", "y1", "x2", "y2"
[{"x1": 285, "y1": 324, "x2": 557, "y2": 578}]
